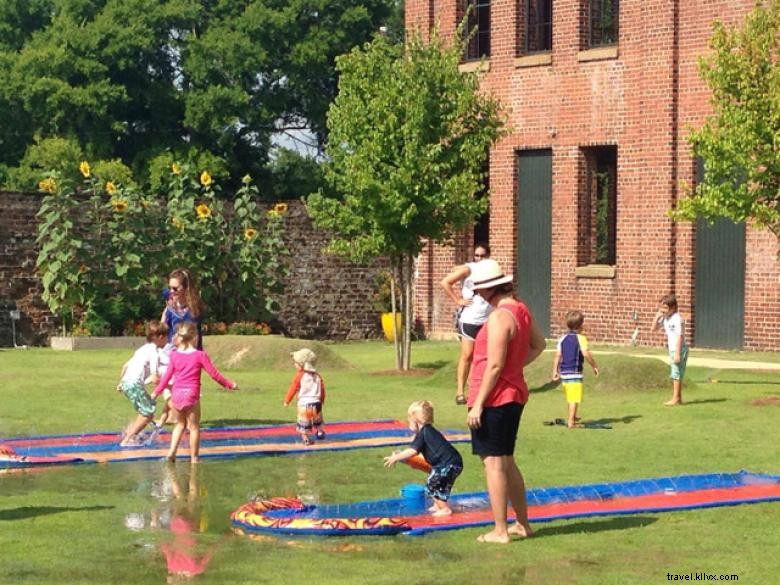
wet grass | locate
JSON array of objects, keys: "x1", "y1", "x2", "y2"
[{"x1": 0, "y1": 339, "x2": 779, "y2": 584}]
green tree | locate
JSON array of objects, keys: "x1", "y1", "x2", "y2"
[
  {"x1": 0, "y1": 0, "x2": 393, "y2": 192},
  {"x1": 675, "y1": 1, "x2": 780, "y2": 240},
  {"x1": 307, "y1": 31, "x2": 505, "y2": 370}
]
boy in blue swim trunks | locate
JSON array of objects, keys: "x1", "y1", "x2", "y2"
[
  {"x1": 552, "y1": 310, "x2": 599, "y2": 428},
  {"x1": 384, "y1": 400, "x2": 463, "y2": 516}
]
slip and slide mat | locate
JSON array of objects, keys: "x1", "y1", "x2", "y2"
[
  {"x1": 231, "y1": 471, "x2": 780, "y2": 537},
  {"x1": 0, "y1": 419, "x2": 470, "y2": 470}
]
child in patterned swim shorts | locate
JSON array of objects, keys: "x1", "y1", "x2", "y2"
[
  {"x1": 283, "y1": 348, "x2": 326, "y2": 445},
  {"x1": 117, "y1": 321, "x2": 169, "y2": 447},
  {"x1": 384, "y1": 400, "x2": 464, "y2": 517}
]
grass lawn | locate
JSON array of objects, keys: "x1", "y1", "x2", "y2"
[{"x1": 1, "y1": 338, "x2": 779, "y2": 585}]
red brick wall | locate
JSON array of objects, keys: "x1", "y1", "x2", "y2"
[
  {"x1": 0, "y1": 194, "x2": 386, "y2": 345},
  {"x1": 411, "y1": 0, "x2": 780, "y2": 350}
]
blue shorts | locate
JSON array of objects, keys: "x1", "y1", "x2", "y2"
[
  {"x1": 669, "y1": 345, "x2": 689, "y2": 380},
  {"x1": 426, "y1": 464, "x2": 463, "y2": 501}
]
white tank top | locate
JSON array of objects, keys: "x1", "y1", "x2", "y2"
[{"x1": 459, "y1": 262, "x2": 493, "y2": 325}]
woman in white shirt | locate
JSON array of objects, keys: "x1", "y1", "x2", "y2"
[{"x1": 440, "y1": 244, "x2": 492, "y2": 405}]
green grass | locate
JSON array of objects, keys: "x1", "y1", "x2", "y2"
[{"x1": 1, "y1": 339, "x2": 779, "y2": 584}]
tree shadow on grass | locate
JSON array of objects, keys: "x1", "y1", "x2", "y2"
[
  {"x1": 0, "y1": 505, "x2": 113, "y2": 521},
  {"x1": 414, "y1": 360, "x2": 450, "y2": 370},
  {"x1": 534, "y1": 515, "x2": 657, "y2": 538},
  {"x1": 201, "y1": 419, "x2": 288, "y2": 428}
]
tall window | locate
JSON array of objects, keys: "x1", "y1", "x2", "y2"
[
  {"x1": 589, "y1": 0, "x2": 619, "y2": 47},
  {"x1": 473, "y1": 159, "x2": 490, "y2": 246},
  {"x1": 464, "y1": 0, "x2": 491, "y2": 60},
  {"x1": 578, "y1": 146, "x2": 617, "y2": 266},
  {"x1": 525, "y1": 0, "x2": 552, "y2": 54}
]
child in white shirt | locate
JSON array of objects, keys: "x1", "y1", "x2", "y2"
[{"x1": 653, "y1": 294, "x2": 689, "y2": 406}]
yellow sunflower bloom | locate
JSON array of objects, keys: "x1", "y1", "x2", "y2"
[
  {"x1": 267, "y1": 209, "x2": 279, "y2": 219},
  {"x1": 105, "y1": 181, "x2": 118, "y2": 195},
  {"x1": 171, "y1": 163, "x2": 181, "y2": 175},
  {"x1": 38, "y1": 178, "x2": 58, "y2": 194},
  {"x1": 112, "y1": 199, "x2": 129, "y2": 213},
  {"x1": 273, "y1": 202, "x2": 288, "y2": 214},
  {"x1": 200, "y1": 171, "x2": 212, "y2": 187},
  {"x1": 196, "y1": 203, "x2": 212, "y2": 219},
  {"x1": 244, "y1": 227, "x2": 258, "y2": 240},
  {"x1": 79, "y1": 161, "x2": 91, "y2": 178}
]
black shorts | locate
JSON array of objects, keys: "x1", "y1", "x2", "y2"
[
  {"x1": 457, "y1": 320, "x2": 484, "y2": 341},
  {"x1": 471, "y1": 402, "x2": 524, "y2": 457}
]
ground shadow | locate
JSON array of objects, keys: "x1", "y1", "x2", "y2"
[
  {"x1": 414, "y1": 360, "x2": 450, "y2": 370},
  {"x1": 589, "y1": 415, "x2": 642, "y2": 425},
  {"x1": 530, "y1": 380, "x2": 560, "y2": 394},
  {"x1": 712, "y1": 380, "x2": 780, "y2": 385},
  {"x1": 533, "y1": 515, "x2": 657, "y2": 538},
  {"x1": 201, "y1": 418, "x2": 288, "y2": 428},
  {"x1": 681, "y1": 398, "x2": 727, "y2": 406},
  {"x1": 0, "y1": 505, "x2": 113, "y2": 521}
]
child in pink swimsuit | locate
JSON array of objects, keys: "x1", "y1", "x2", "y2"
[{"x1": 153, "y1": 323, "x2": 238, "y2": 462}]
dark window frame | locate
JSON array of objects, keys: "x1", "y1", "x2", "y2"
[
  {"x1": 578, "y1": 146, "x2": 618, "y2": 266},
  {"x1": 524, "y1": 0, "x2": 552, "y2": 54},
  {"x1": 463, "y1": 0, "x2": 491, "y2": 61},
  {"x1": 589, "y1": 0, "x2": 619, "y2": 47}
]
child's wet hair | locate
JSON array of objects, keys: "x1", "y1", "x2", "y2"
[
  {"x1": 175, "y1": 322, "x2": 197, "y2": 344},
  {"x1": 565, "y1": 310, "x2": 585, "y2": 330},
  {"x1": 146, "y1": 320, "x2": 169, "y2": 341},
  {"x1": 660, "y1": 294, "x2": 678, "y2": 311},
  {"x1": 408, "y1": 400, "x2": 434, "y2": 424}
]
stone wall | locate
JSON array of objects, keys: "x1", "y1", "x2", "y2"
[{"x1": 0, "y1": 192, "x2": 385, "y2": 346}]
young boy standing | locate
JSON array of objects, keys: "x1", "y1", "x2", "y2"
[
  {"x1": 654, "y1": 294, "x2": 688, "y2": 406},
  {"x1": 552, "y1": 310, "x2": 599, "y2": 428}
]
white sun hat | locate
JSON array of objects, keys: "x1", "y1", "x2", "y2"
[
  {"x1": 470, "y1": 259, "x2": 514, "y2": 290},
  {"x1": 291, "y1": 348, "x2": 317, "y2": 371}
]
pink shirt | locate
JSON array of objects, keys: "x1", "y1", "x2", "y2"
[
  {"x1": 468, "y1": 301, "x2": 531, "y2": 407},
  {"x1": 153, "y1": 349, "x2": 235, "y2": 410}
]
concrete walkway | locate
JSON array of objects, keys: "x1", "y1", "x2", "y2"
[{"x1": 592, "y1": 350, "x2": 780, "y2": 371}]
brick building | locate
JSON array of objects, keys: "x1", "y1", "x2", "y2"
[{"x1": 408, "y1": 1, "x2": 780, "y2": 350}]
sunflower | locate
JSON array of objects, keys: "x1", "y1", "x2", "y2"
[
  {"x1": 79, "y1": 161, "x2": 91, "y2": 178},
  {"x1": 171, "y1": 163, "x2": 181, "y2": 175},
  {"x1": 38, "y1": 178, "x2": 57, "y2": 194},
  {"x1": 196, "y1": 203, "x2": 212, "y2": 219},
  {"x1": 200, "y1": 171, "x2": 212, "y2": 187},
  {"x1": 266, "y1": 209, "x2": 279, "y2": 219},
  {"x1": 273, "y1": 202, "x2": 288, "y2": 215},
  {"x1": 112, "y1": 199, "x2": 129, "y2": 213},
  {"x1": 241, "y1": 174, "x2": 252, "y2": 185},
  {"x1": 244, "y1": 227, "x2": 258, "y2": 240},
  {"x1": 105, "y1": 181, "x2": 118, "y2": 195}
]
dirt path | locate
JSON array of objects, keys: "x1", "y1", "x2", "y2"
[{"x1": 593, "y1": 351, "x2": 780, "y2": 371}]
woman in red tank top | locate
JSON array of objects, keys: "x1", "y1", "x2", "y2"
[{"x1": 466, "y1": 260, "x2": 546, "y2": 544}]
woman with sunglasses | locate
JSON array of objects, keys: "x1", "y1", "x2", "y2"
[
  {"x1": 440, "y1": 243, "x2": 492, "y2": 405},
  {"x1": 160, "y1": 268, "x2": 206, "y2": 350}
]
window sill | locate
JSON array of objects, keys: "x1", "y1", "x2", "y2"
[
  {"x1": 514, "y1": 53, "x2": 552, "y2": 68},
  {"x1": 577, "y1": 46, "x2": 619, "y2": 62},
  {"x1": 575, "y1": 264, "x2": 616, "y2": 279},
  {"x1": 459, "y1": 60, "x2": 491, "y2": 74}
]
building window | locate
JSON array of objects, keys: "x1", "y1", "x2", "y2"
[
  {"x1": 463, "y1": 0, "x2": 491, "y2": 60},
  {"x1": 589, "y1": 0, "x2": 619, "y2": 47},
  {"x1": 523, "y1": 0, "x2": 552, "y2": 54},
  {"x1": 578, "y1": 146, "x2": 617, "y2": 266}
]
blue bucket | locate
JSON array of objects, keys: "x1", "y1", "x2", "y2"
[{"x1": 400, "y1": 483, "x2": 427, "y2": 509}]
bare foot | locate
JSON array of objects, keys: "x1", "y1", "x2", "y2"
[
  {"x1": 508, "y1": 523, "x2": 535, "y2": 538},
  {"x1": 477, "y1": 531, "x2": 510, "y2": 544},
  {"x1": 427, "y1": 505, "x2": 438, "y2": 513},
  {"x1": 432, "y1": 508, "x2": 452, "y2": 517},
  {"x1": 166, "y1": 455, "x2": 176, "y2": 463},
  {"x1": 664, "y1": 400, "x2": 683, "y2": 406}
]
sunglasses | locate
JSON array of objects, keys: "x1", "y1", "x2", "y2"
[{"x1": 169, "y1": 285, "x2": 183, "y2": 292}]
